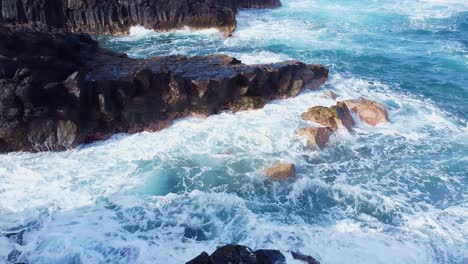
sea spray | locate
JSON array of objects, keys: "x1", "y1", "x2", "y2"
[{"x1": 2, "y1": 0, "x2": 467, "y2": 263}]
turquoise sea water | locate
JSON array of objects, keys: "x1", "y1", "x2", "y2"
[{"x1": 1, "y1": 0, "x2": 467, "y2": 263}]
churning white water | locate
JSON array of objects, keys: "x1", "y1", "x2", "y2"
[{"x1": 1, "y1": 0, "x2": 467, "y2": 263}]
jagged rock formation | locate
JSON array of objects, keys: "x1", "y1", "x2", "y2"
[
  {"x1": 0, "y1": 24, "x2": 328, "y2": 152},
  {"x1": 301, "y1": 102, "x2": 354, "y2": 132},
  {"x1": 0, "y1": 0, "x2": 281, "y2": 35},
  {"x1": 186, "y1": 244, "x2": 320, "y2": 264}
]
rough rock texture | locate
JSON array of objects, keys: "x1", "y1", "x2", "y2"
[
  {"x1": 186, "y1": 252, "x2": 211, "y2": 264},
  {"x1": 255, "y1": 249, "x2": 286, "y2": 264},
  {"x1": 301, "y1": 102, "x2": 354, "y2": 132},
  {"x1": 187, "y1": 245, "x2": 314, "y2": 264},
  {"x1": 0, "y1": 24, "x2": 328, "y2": 152},
  {"x1": 210, "y1": 244, "x2": 257, "y2": 264},
  {"x1": 297, "y1": 127, "x2": 332, "y2": 149},
  {"x1": 0, "y1": 0, "x2": 282, "y2": 35},
  {"x1": 343, "y1": 97, "x2": 389, "y2": 126},
  {"x1": 264, "y1": 163, "x2": 295, "y2": 179},
  {"x1": 291, "y1": 251, "x2": 320, "y2": 264}
]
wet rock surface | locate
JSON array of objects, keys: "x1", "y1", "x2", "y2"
[
  {"x1": 186, "y1": 245, "x2": 318, "y2": 264},
  {"x1": 301, "y1": 101, "x2": 354, "y2": 132},
  {"x1": 0, "y1": 0, "x2": 281, "y2": 35},
  {"x1": 0, "y1": 24, "x2": 328, "y2": 152},
  {"x1": 343, "y1": 97, "x2": 389, "y2": 126},
  {"x1": 264, "y1": 163, "x2": 296, "y2": 179},
  {"x1": 297, "y1": 127, "x2": 333, "y2": 150}
]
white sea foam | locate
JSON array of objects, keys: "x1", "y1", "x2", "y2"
[{"x1": 1, "y1": 0, "x2": 468, "y2": 263}]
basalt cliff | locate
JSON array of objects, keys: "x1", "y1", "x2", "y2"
[
  {"x1": 0, "y1": 23, "x2": 328, "y2": 152},
  {"x1": 0, "y1": 0, "x2": 329, "y2": 153},
  {"x1": 0, "y1": 0, "x2": 281, "y2": 35}
]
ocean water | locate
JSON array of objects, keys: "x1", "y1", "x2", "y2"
[{"x1": 1, "y1": 0, "x2": 467, "y2": 263}]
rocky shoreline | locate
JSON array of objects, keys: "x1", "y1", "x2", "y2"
[
  {"x1": 0, "y1": 23, "x2": 328, "y2": 152},
  {"x1": 0, "y1": 0, "x2": 281, "y2": 36},
  {"x1": 186, "y1": 244, "x2": 320, "y2": 264}
]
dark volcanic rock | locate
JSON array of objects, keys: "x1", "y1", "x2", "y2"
[
  {"x1": 291, "y1": 251, "x2": 320, "y2": 264},
  {"x1": 210, "y1": 244, "x2": 257, "y2": 264},
  {"x1": 255, "y1": 249, "x2": 286, "y2": 264},
  {"x1": 186, "y1": 252, "x2": 211, "y2": 264},
  {"x1": 1, "y1": 0, "x2": 282, "y2": 35},
  {"x1": 0, "y1": 24, "x2": 328, "y2": 152},
  {"x1": 186, "y1": 245, "x2": 319, "y2": 264}
]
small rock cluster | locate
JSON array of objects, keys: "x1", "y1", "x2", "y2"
[
  {"x1": 264, "y1": 91, "x2": 389, "y2": 179},
  {"x1": 186, "y1": 244, "x2": 320, "y2": 264}
]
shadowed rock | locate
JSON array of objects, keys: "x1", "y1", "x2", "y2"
[
  {"x1": 0, "y1": 0, "x2": 282, "y2": 35},
  {"x1": 343, "y1": 97, "x2": 389, "y2": 126},
  {"x1": 255, "y1": 249, "x2": 286, "y2": 264},
  {"x1": 210, "y1": 244, "x2": 257, "y2": 264},
  {"x1": 291, "y1": 251, "x2": 320, "y2": 264},
  {"x1": 186, "y1": 245, "x2": 318, "y2": 264},
  {"x1": 186, "y1": 252, "x2": 211, "y2": 264}
]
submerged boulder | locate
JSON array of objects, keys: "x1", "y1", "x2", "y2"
[
  {"x1": 297, "y1": 127, "x2": 333, "y2": 150},
  {"x1": 322, "y1": 90, "x2": 339, "y2": 100},
  {"x1": 343, "y1": 97, "x2": 389, "y2": 126},
  {"x1": 264, "y1": 163, "x2": 296, "y2": 179},
  {"x1": 301, "y1": 102, "x2": 354, "y2": 131}
]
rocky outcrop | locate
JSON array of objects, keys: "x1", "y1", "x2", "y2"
[
  {"x1": 298, "y1": 99, "x2": 389, "y2": 151},
  {"x1": 301, "y1": 102, "x2": 354, "y2": 132},
  {"x1": 0, "y1": 0, "x2": 282, "y2": 35},
  {"x1": 343, "y1": 97, "x2": 389, "y2": 126},
  {"x1": 297, "y1": 127, "x2": 332, "y2": 150},
  {"x1": 264, "y1": 163, "x2": 296, "y2": 179},
  {"x1": 0, "y1": 24, "x2": 328, "y2": 152},
  {"x1": 186, "y1": 244, "x2": 319, "y2": 264}
]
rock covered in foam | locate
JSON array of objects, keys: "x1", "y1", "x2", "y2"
[
  {"x1": 301, "y1": 102, "x2": 354, "y2": 132},
  {"x1": 297, "y1": 127, "x2": 333, "y2": 150},
  {"x1": 343, "y1": 97, "x2": 389, "y2": 126},
  {"x1": 322, "y1": 90, "x2": 339, "y2": 100},
  {"x1": 264, "y1": 163, "x2": 296, "y2": 179}
]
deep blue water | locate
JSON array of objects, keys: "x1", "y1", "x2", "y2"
[{"x1": 1, "y1": 0, "x2": 467, "y2": 263}]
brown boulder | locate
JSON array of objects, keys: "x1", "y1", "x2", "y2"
[
  {"x1": 343, "y1": 97, "x2": 389, "y2": 126},
  {"x1": 301, "y1": 102, "x2": 354, "y2": 131},
  {"x1": 264, "y1": 163, "x2": 295, "y2": 179},
  {"x1": 297, "y1": 127, "x2": 332, "y2": 149}
]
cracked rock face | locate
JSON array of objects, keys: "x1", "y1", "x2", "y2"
[
  {"x1": 0, "y1": 0, "x2": 282, "y2": 35},
  {"x1": 0, "y1": 24, "x2": 328, "y2": 152}
]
